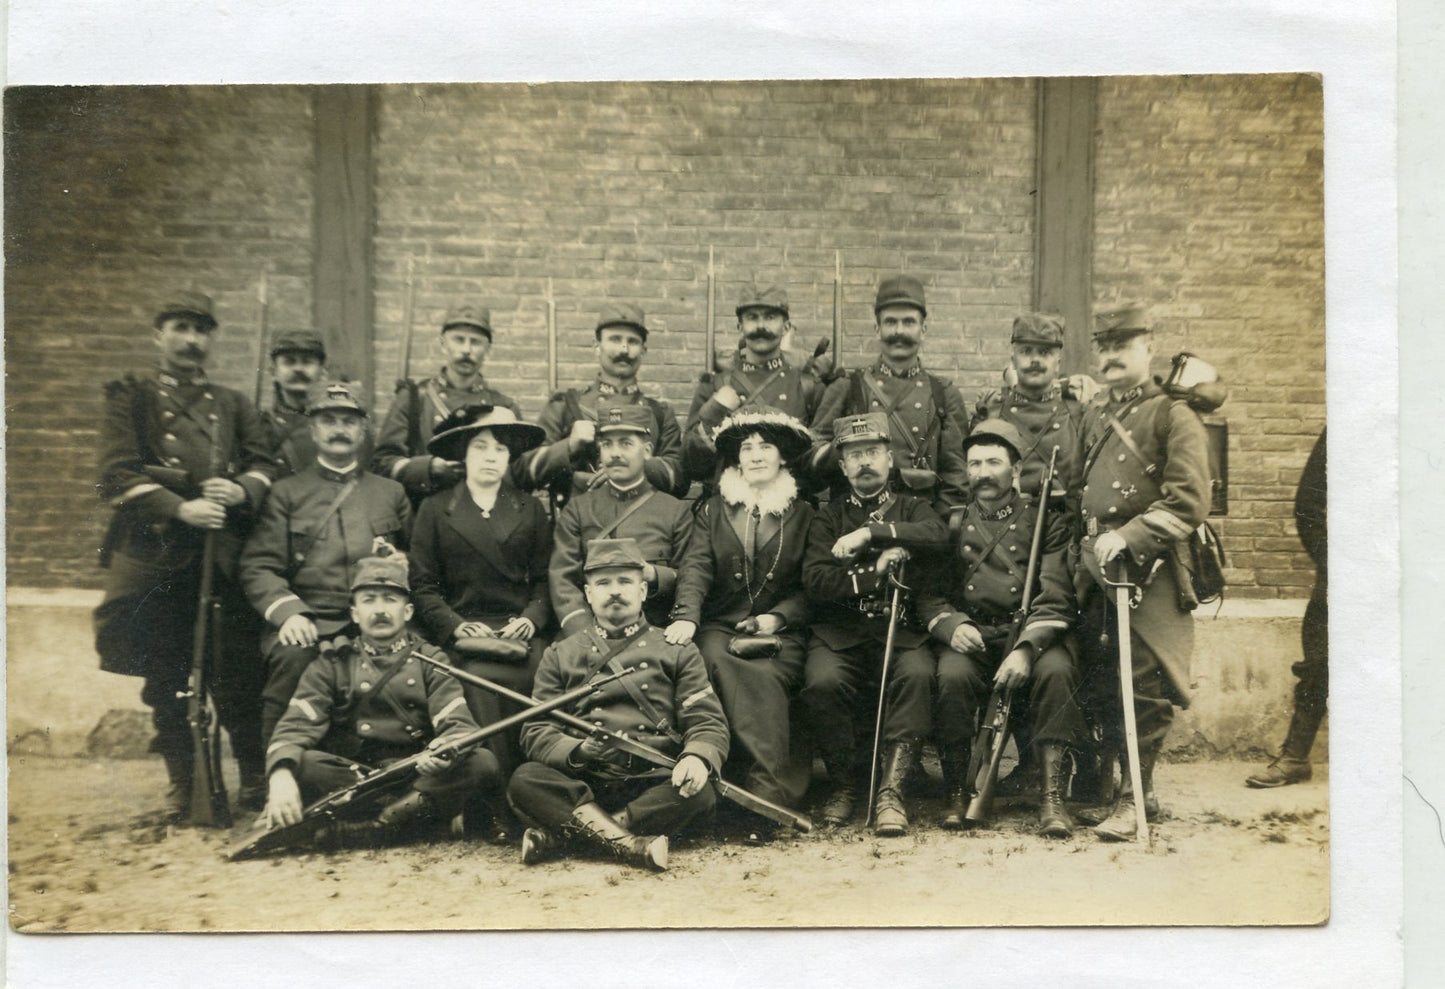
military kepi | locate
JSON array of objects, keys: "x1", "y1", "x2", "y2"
[
  {"x1": 833, "y1": 411, "x2": 891, "y2": 449},
  {"x1": 270, "y1": 330, "x2": 327, "y2": 360},
  {"x1": 736, "y1": 281, "x2": 789, "y2": 317},
  {"x1": 306, "y1": 381, "x2": 368, "y2": 418},
  {"x1": 595, "y1": 302, "x2": 648, "y2": 341},
  {"x1": 443, "y1": 304, "x2": 493, "y2": 340},
  {"x1": 1011, "y1": 312, "x2": 1065, "y2": 348},
  {"x1": 350, "y1": 544, "x2": 411, "y2": 594},
  {"x1": 963, "y1": 418, "x2": 1026, "y2": 462},
  {"x1": 583, "y1": 537, "x2": 649, "y2": 573},
  {"x1": 873, "y1": 274, "x2": 927, "y2": 317},
  {"x1": 1093, "y1": 303, "x2": 1150, "y2": 341},
  {"x1": 595, "y1": 404, "x2": 655, "y2": 441},
  {"x1": 156, "y1": 290, "x2": 217, "y2": 329}
]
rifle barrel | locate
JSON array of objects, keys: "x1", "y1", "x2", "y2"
[
  {"x1": 253, "y1": 269, "x2": 270, "y2": 409},
  {"x1": 546, "y1": 276, "x2": 558, "y2": 395},
  {"x1": 704, "y1": 245, "x2": 715, "y2": 377},
  {"x1": 399, "y1": 256, "x2": 416, "y2": 383},
  {"x1": 832, "y1": 250, "x2": 842, "y2": 363}
]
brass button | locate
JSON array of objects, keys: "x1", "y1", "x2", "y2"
[
  {"x1": 639, "y1": 662, "x2": 648, "y2": 669},
  {"x1": 1118, "y1": 454, "x2": 1127, "y2": 462},
  {"x1": 967, "y1": 584, "x2": 975, "y2": 591},
  {"x1": 914, "y1": 402, "x2": 923, "y2": 409},
  {"x1": 640, "y1": 684, "x2": 649, "y2": 691},
  {"x1": 1010, "y1": 406, "x2": 1018, "y2": 413},
  {"x1": 360, "y1": 682, "x2": 372, "y2": 690},
  {"x1": 1112, "y1": 481, "x2": 1121, "y2": 489},
  {"x1": 360, "y1": 722, "x2": 371, "y2": 732},
  {"x1": 911, "y1": 426, "x2": 919, "y2": 433},
  {"x1": 778, "y1": 393, "x2": 786, "y2": 400},
  {"x1": 966, "y1": 524, "x2": 975, "y2": 531},
  {"x1": 407, "y1": 678, "x2": 416, "y2": 686},
  {"x1": 1010, "y1": 586, "x2": 1018, "y2": 593}
]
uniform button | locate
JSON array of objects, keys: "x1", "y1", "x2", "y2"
[
  {"x1": 1118, "y1": 454, "x2": 1127, "y2": 462},
  {"x1": 911, "y1": 426, "x2": 919, "y2": 433},
  {"x1": 637, "y1": 640, "x2": 646, "y2": 647},
  {"x1": 162, "y1": 411, "x2": 175, "y2": 420},
  {"x1": 734, "y1": 572, "x2": 744, "y2": 580},
  {"x1": 1010, "y1": 586, "x2": 1018, "y2": 593},
  {"x1": 967, "y1": 584, "x2": 975, "y2": 591},
  {"x1": 966, "y1": 524, "x2": 975, "y2": 531},
  {"x1": 1112, "y1": 481, "x2": 1121, "y2": 489},
  {"x1": 639, "y1": 662, "x2": 648, "y2": 669},
  {"x1": 916, "y1": 381, "x2": 924, "y2": 388},
  {"x1": 1010, "y1": 406, "x2": 1019, "y2": 413},
  {"x1": 640, "y1": 684, "x2": 649, "y2": 691},
  {"x1": 1108, "y1": 506, "x2": 1118, "y2": 514},
  {"x1": 360, "y1": 722, "x2": 371, "y2": 732},
  {"x1": 407, "y1": 678, "x2": 416, "y2": 686},
  {"x1": 638, "y1": 725, "x2": 647, "y2": 732},
  {"x1": 208, "y1": 413, "x2": 219, "y2": 422},
  {"x1": 164, "y1": 433, "x2": 177, "y2": 442},
  {"x1": 360, "y1": 681, "x2": 372, "y2": 690},
  {"x1": 168, "y1": 457, "x2": 182, "y2": 467},
  {"x1": 872, "y1": 400, "x2": 881, "y2": 407},
  {"x1": 1009, "y1": 546, "x2": 1018, "y2": 552},
  {"x1": 1052, "y1": 423, "x2": 1061, "y2": 430},
  {"x1": 914, "y1": 402, "x2": 922, "y2": 409},
  {"x1": 778, "y1": 393, "x2": 786, "y2": 400},
  {"x1": 157, "y1": 390, "x2": 169, "y2": 399},
  {"x1": 1009, "y1": 523, "x2": 1017, "y2": 530},
  {"x1": 203, "y1": 392, "x2": 213, "y2": 400},
  {"x1": 1083, "y1": 485, "x2": 1089, "y2": 493},
  {"x1": 294, "y1": 553, "x2": 305, "y2": 562}
]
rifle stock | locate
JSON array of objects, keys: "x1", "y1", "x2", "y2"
[
  {"x1": 184, "y1": 530, "x2": 231, "y2": 828},
  {"x1": 962, "y1": 445, "x2": 1060, "y2": 827},
  {"x1": 228, "y1": 666, "x2": 635, "y2": 860},
  {"x1": 419, "y1": 656, "x2": 813, "y2": 833}
]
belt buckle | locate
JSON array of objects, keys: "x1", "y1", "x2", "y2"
[{"x1": 1086, "y1": 517, "x2": 1098, "y2": 537}]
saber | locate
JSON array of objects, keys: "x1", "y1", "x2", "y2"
[
  {"x1": 1105, "y1": 560, "x2": 1150, "y2": 844},
  {"x1": 864, "y1": 560, "x2": 908, "y2": 827}
]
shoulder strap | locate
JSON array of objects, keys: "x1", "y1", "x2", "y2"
[
  {"x1": 422, "y1": 379, "x2": 455, "y2": 422},
  {"x1": 1105, "y1": 408, "x2": 1159, "y2": 478},
  {"x1": 733, "y1": 366, "x2": 789, "y2": 412},
  {"x1": 594, "y1": 490, "x2": 656, "y2": 541},
  {"x1": 604, "y1": 646, "x2": 685, "y2": 746},
  {"x1": 859, "y1": 372, "x2": 922, "y2": 459},
  {"x1": 294, "y1": 477, "x2": 360, "y2": 567},
  {"x1": 1080, "y1": 393, "x2": 1152, "y2": 480},
  {"x1": 958, "y1": 513, "x2": 1023, "y2": 590}
]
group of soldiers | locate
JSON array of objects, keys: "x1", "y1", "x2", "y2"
[{"x1": 96, "y1": 271, "x2": 1251, "y2": 872}]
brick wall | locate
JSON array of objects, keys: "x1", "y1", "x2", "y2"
[
  {"x1": 4, "y1": 77, "x2": 1323, "y2": 595},
  {"x1": 1093, "y1": 74, "x2": 1326, "y2": 598},
  {"x1": 4, "y1": 85, "x2": 317, "y2": 588}
]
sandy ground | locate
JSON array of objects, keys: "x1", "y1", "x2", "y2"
[{"x1": 7, "y1": 754, "x2": 1328, "y2": 932}]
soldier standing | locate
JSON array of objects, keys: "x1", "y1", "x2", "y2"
[
  {"x1": 239, "y1": 382, "x2": 411, "y2": 745},
  {"x1": 262, "y1": 548, "x2": 502, "y2": 848},
  {"x1": 800, "y1": 412, "x2": 949, "y2": 835},
  {"x1": 515, "y1": 303, "x2": 687, "y2": 506},
  {"x1": 508, "y1": 538, "x2": 729, "y2": 872},
  {"x1": 809, "y1": 275, "x2": 970, "y2": 513},
  {"x1": 916, "y1": 420, "x2": 1087, "y2": 836},
  {"x1": 1074, "y1": 304, "x2": 1211, "y2": 841},
  {"x1": 548, "y1": 405, "x2": 693, "y2": 639},
  {"x1": 94, "y1": 291, "x2": 278, "y2": 818},
  {"x1": 373, "y1": 304, "x2": 521, "y2": 506},
  {"x1": 260, "y1": 330, "x2": 327, "y2": 478},
  {"x1": 681, "y1": 282, "x2": 826, "y2": 484}
]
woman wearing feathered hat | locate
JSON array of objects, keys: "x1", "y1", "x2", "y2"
[
  {"x1": 664, "y1": 407, "x2": 816, "y2": 842},
  {"x1": 408, "y1": 404, "x2": 551, "y2": 802}
]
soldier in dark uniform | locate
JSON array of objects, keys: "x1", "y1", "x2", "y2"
[
  {"x1": 809, "y1": 275, "x2": 971, "y2": 513},
  {"x1": 239, "y1": 382, "x2": 412, "y2": 745},
  {"x1": 1247, "y1": 428, "x2": 1327, "y2": 787},
  {"x1": 1074, "y1": 304, "x2": 1212, "y2": 841},
  {"x1": 800, "y1": 412, "x2": 949, "y2": 835},
  {"x1": 514, "y1": 303, "x2": 687, "y2": 507},
  {"x1": 262, "y1": 549, "x2": 502, "y2": 847},
  {"x1": 260, "y1": 330, "x2": 327, "y2": 478},
  {"x1": 508, "y1": 538, "x2": 730, "y2": 872},
  {"x1": 93, "y1": 291, "x2": 279, "y2": 819},
  {"x1": 548, "y1": 405, "x2": 692, "y2": 639},
  {"x1": 682, "y1": 282, "x2": 827, "y2": 485},
  {"x1": 916, "y1": 420, "x2": 1087, "y2": 836},
  {"x1": 373, "y1": 304, "x2": 521, "y2": 506},
  {"x1": 666, "y1": 408, "x2": 817, "y2": 841},
  {"x1": 408, "y1": 403, "x2": 552, "y2": 785}
]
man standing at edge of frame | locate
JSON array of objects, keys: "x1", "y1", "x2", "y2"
[
  {"x1": 373, "y1": 303, "x2": 521, "y2": 507},
  {"x1": 94, "y1": 290, "x2": 279, "y2": 819},
  {"x1": 1073, "y1": 303, "x2": 1211, "y2": 841}
]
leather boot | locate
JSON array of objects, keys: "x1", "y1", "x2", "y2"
[
  {"x1": 1094, "y1": 746, "x2": 1159, "y2": 842},
  {"x1": 873, "y1": 738, "x2": 917, "y2": 838},
  {"x1": 936, "y1": 747, "x2": 971, "y2": 830},
  {"x1": 236, "y1": 755, "x2": 268, "y2": 813},
  {"x1": 1038, "y1": 744, "x2": 1074, "y2": 839},
  {"x1": 820, "y1": 751, "x2": 858, "y2": 828},
  {"x1": 1246, "y1": 705, "x2": 1320, "y2": 788},
  {"x1": 162, "y1": 753, "x2": 193, "y2": 824},
  {"x1": 567, "y1": 802, "x2": 668, "y2": 871},
  {"x1": 520, "y1": 827, "x2": 562, "y2": 865}
]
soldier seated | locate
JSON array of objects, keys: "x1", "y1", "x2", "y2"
[
  {"x1": 507, "y1": 538, "x2": 730, "y2": 872},
  {"x1": 262, "y1": 548, "x2": 502, "y2": 848}
]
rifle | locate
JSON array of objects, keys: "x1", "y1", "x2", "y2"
[
  {"x1": 964, "y1": 445, "x2": 1060, "y2": 826},
  {"x1": 546, "y1": 276, "x2": 558, "y2": 396},
  {"x1": 228, "y1": 666, "x2": 635, "y2": 860},
  {"x1": 398, "y1": 256, "x2": 421, "y2": 456},
  {"x1": 864, "y1": 559, "x2": 909, "y2": 827},
  {"x1": 420, "y1": 656, "x2": 813, "y2": 833},
  {"x1": 702, "y1": 245, "x2": 716, "y2": 382},
  {"x1": 253, "y1": 268, "x2": 271, "y2": 409},
  {"x1": 180, "y1": 430, "x2": 232, "y2": 828},
  {"x1": 830, "y1": 250, "x2": 842, "y2": 377}
]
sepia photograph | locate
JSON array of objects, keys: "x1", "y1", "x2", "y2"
[{"x1": 5, "y1": 73, "x2": 1330, "y2": 933}]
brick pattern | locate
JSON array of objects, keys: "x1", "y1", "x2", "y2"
[
  {"x1": 3, "y1": 78, "x2": 1323, "y2": 595},
  {"x1": 1093, "y1": 74, "x2": 1325, "y2": 597},
  {"x1": 5, "y1": 86, "x2": 317, "y2": 588}
]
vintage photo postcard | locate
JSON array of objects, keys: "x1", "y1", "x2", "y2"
[{"x1": 6, "y1": 74, "x2": 1328, "y2": 933}]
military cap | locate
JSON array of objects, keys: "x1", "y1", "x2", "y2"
[
  {"x1": 833, "y1": 412, "x2": 891, "y2": 450},
  {"x1": 583, "y1": 537, "x2": 649, "y2": 574},
  {"x1": 873, "y1": 274, "x2": 927, "y2": 317},
  {"x1": 427, "y1": 403, "x2": 546, "y2": 462},
  {"x1": 595, "y1": 302, "x2": 648, "y2": 341},
  {"x1": 306, "y1": 381, "x2": 368, "y2": 418},
  {"x1": 595, "y1": 404, "x2": 655, "y2": 441},
  {"x1": 155, "y1": 290, "x2": 217, "y2": 329},
  {"x1": 350, "y1": 547, "x2": 410, "y2": 594},
  {"x1": 715, "y1": 407, "x2": 813, "y2": 467},
  {"x1": 963, "y1": 418, "x2": 1026, "y2": 463},
  {"x1": 270, "y1": 329, "x2": 327, "y2": 360},
  {"x1": 442, "y1": 304, "x2": 493, "y2": 340},
  {"x1": 1011, "y1": 312, "x2": 1065, "y2": 349},
  {"x1": 1092, "y1": 303, "x2": 1151, "y2": 342},
  {"x1": 736, "y1": 281, "x2": 790, "y2": 317}
]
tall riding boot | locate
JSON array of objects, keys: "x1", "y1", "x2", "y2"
[
  {"x1": 936, "y1": 746, "x2": 971, "y2": 830},
  {"x1": 1246, "y1": 704, "x2": 1321, "y2": 788},
  {"x1": 873, "y1": 738, "x2": 917, "y2": 837},
  {"x1": 326, "y1": 789, "x2": 440, "y2": 850},
  {"x1": 1094, "y1": 745, "x2": 1158, "y2": 842},
  {"x1": 1038, "y1": 744, "x2": 1075, "y2": 839},
  {"x1": 162, "y1": 753, "x2": 193, "y2": 824},
  {"x1": 568, "y1": 802, "x2": 669, "y2": 871},
  {"x1": 820, "y1": 751, "x2": 859, "y2": 828}
]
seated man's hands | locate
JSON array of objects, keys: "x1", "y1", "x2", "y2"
[
  {"x1": 264, "y1": 768, "x2": 304, "y2": 829},
  {"x1": 671, "y1": 754, "x2": 709, "y2": 799}
]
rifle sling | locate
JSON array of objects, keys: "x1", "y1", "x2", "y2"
[
  {"x1": 293, "y1": 477, "x2": 359, "y2": 569},
  {"x1": 593, "y1": 490, "x2": 655, "y2": 541},
  {"x1": 858, "y1": 371, "x2": 945, "y2": 466}
]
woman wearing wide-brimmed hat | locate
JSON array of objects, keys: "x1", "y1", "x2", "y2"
[
  {"x1": 665, "y1": 408, "x2": 816, "y2": 841},
  {"x1": 409, "y1": 404, "x2": 552, "y2": 792}
]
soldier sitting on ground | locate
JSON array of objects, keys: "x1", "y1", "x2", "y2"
[{"x1": 262, "y1": 546, "x2": 502, "y2": 848}]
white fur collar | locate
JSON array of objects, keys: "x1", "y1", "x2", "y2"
[{"x1": 718, "y1": 467, "x2": 798, "y2": 517}]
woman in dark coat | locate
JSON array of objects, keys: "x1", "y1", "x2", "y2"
[
  {"x1": 664, "y1": 408, "x2": 815, "y2": 841},
  {"x1": 409, "y1": 404, "x2": 551, "y2": 783}
]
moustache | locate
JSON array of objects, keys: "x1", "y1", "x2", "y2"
[
  {"x1": 284, "y1": 371, "x2": 315, "y2": 383},
  {"x1": 881, "y1": 334, "x2": 917, "y2": 347},
  {"x1": 971, "y1": 479, "x2": 1000, "y2": 492},
  {"x1": 852, "y1": 467, "x2": 880, "y2": 479},
  {"x1": 609, "y1": 354, "x2": 636, "y2": 365},
  {"x1": 603, "y1": 596, "x2": 628, "y2": 607},
  {"x1": 180, "y1": 347, "x2": 205, "y2": 359},
  {"x1": 325, "y1": 433, "x2": 355, "y2": 444},
  {"x1": 367, "y1": 614, "x2": 394, "y2": 626},
  {"x1": 1102, "y1": 360, "x2": 1125, "y2": 371},
  {"x1": 745, "y1": 329, "x2": 780, "y2": 342},
  {"x1": 603, "y1": 459, "x2": 629, "y2": 469},
  {"x1": 1021, "y1": 365, "x2": 1046, "y2": 374}
]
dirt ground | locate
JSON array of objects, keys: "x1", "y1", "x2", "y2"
[{"x1": 6, "y1": 754, "x2": 1328, "y2": 932}]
